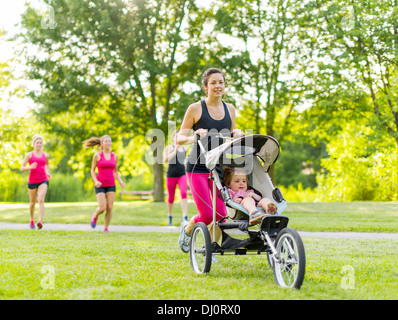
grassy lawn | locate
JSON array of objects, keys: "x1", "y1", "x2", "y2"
[
  {"x1": 0, "y1": 201, "x2": 397, "y2": 233},
  {"x1": 1, "y1": 201, "x2": 397, "y2": 300},
  {"x1": 0, "y1": 230, "x2": 397, "y2": 300}
]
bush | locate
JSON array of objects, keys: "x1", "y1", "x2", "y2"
[
  {"x1": 45, "y1": 173, "x2": 86, "y2": 202},
  {"x1": 0, "y1": 170, "x2": 27, "y2": 202},
  {"x1": 314, "y1": 126, "x2": 398, "y2": 201}
]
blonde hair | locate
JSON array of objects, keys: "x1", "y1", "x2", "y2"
[
  {"x1": 32, "y1": 134, "x2": 44, "y2": 146},
  {"x1": 83, "y1": 135, "x2": 112, "y2": 149}
]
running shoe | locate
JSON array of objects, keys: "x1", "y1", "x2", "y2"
[
  {"x1": 103, "y1": 228, "x2": 109, "y2": 233},
  {"x1": 30, "y1": 220, "x2": 35, "y2": 230},
  {"x1": 90, "y1": 213, "x2": 98, "y2": 229},
  {"x1": 37, "y1": 221, "x2": 43, "y2": 229},
  {"x1": 178, "y1": 220, "x2": 191, "y2": 253},
  {"x1": 249, "y1": 210, "x2": 266, "y2": 225}
]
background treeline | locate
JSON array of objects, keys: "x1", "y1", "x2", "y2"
[{"x1": 0, "y1": 0, "x2": 397, "y2": 202}]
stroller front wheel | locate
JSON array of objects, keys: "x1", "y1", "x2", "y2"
[
  {"x1": 272, "y1": 227, "x2": 306, "y2": 289},
  {"x1": 190, "y1": 222, "x2": 212, "y2": 274}
]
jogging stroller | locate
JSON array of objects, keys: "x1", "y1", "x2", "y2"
[{"x1": 189, "y1": 134, "x2": 306, "y2": 289}]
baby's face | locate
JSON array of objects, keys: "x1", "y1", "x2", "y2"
[{"x1": 229, "y1": 174, "x2": 248, "y2": 192}]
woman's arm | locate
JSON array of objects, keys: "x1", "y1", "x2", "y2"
[
  {"x1": 177, "y1": 103, "x2": 207, "y2": 145},
  {"x1": 21, "y1": 153, "x2": 34, "y2": 172},
  {"x1": 45, "y1": 153, "x2": 51, "y2": 180},
  {"x1": 91, "y1": 153, "x2": 101, "y2": 187},
  {"x1": 227, "y1": 103, "x2": 244, "y2": 137},
  {"x1": 113, "y1": 153, "x2": 125, "y2": 188},
  {"x1": 164, "y1": 145, "x2": 178, "y2": 163}
]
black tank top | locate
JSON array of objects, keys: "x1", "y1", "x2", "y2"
[
  {"x1": 167, "y1": 146, "x2": 186, "y2": 178},
  {"x1": 186, "y1": 100, "x2": 232, "y2": 173}
]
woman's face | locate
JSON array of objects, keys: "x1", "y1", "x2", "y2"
[
  {"x1": 229, "y1": 173, "x2": 248, "y2": 192},
  {"x1": 101, "y1": 137, "x2": 112, "y2": 150},
  {"x1": 205, "y1": 73, "x2": 225, "y2": 97},
  {"x1": 33, "y1": 139, "x2": 43, "y2": 151}
]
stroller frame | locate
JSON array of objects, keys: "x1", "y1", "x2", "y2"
[{"x1": 189, "y1": 134, "x2": 306, "y2": 289}]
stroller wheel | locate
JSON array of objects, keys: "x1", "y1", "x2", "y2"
[
  {"x1": 272, "y1": 228, "x2": 306, "y2": 289},
  {"x1": 190, "y1": 222, "x2": 212, "y2": 274}
]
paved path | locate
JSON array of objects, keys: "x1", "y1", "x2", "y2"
[{"x1": 1, "y1": 222, "x2": 398, "y2": 239}]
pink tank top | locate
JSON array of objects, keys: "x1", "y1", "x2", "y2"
[
  {"x1": 96, "y1": 151, "x2": 116, "y2": 187},
  {"x1": 28, "y1": 152, "x2": 48, "y2": 184}
]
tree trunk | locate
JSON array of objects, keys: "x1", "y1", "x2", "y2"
[{"x1": 153, "y1": 162, "x2": 164, "y2": 202}]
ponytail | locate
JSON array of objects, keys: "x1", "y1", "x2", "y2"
[
  {"x1": 83, "y1": 137, "x2": 101, "y2": 148},
  {"x1": 83, "y1": 135, "x2": 112, "y2": 149}
]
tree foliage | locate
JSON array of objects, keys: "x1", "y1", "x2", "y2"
[
  {"x1": 18, "y1": 0, "x2": 217, "y2": 200},
  {"x1": 2, "y1": 0, "x2": 395, "y2": 202}
]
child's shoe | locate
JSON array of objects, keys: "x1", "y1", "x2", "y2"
[
  {"x1": 265, "y1": 201, "x2": 278, "y2": 215},
  {"x1": 37, "y1": 221, "x2": 43, "y2": 229},
  {"x1": 249, "y1": 210, "x2": 266, "y2": 225}
]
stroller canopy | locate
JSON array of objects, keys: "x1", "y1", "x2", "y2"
[{"x1": 205, "y1": 134, "x2": 280, "y2": 173}]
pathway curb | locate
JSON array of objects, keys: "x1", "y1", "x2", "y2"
[{"x1": 1, "y1": 222, "x2": 398, "y2": 239}]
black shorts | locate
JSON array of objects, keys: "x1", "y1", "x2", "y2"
[
  {"x1": 95, "y1": 185, "x2": 116, "y2": 194},
  {"x1": 28, "y1": 180, "x2": 49, "y2": 189}
]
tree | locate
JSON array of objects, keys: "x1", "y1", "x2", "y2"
[
  {"x1": 301, "y1": 0, "x2": 398, "y2": 146},
  {"x1": 18, "y1": 0, "x2": 215, "y2": 201},
  {"x1": 194, "y1": 0, "x2": 314, "y2": 182}
]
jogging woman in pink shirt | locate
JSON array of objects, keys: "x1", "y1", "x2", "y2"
[
  {"x1": 21, "y1": 134, "x2": 51, "y2": 229},
  {"x1": 83, "y1": 135, "x2": 125, "y2": 233}
]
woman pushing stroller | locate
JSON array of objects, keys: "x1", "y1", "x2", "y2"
[{"x1": 177, "y1": 67, "x2": 244, "y2": 253}]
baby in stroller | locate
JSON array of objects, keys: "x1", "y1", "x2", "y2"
[{"x1": 223, "y1": 166, "x2": 278, "y2": 225}]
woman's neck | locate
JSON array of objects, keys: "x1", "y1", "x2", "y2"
[{"x1": 205, "y1": 96, "x2": 222, "y2": 108}]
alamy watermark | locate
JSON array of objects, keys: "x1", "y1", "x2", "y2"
[
  {"x1": 340, "y1": 265, "x2": 355, "y2": 290},
  {"x1": 41, "y1": 5, "x2": 57, "y2": 30},
  {"x1": 40, "y1": 265, "x2": 55, "y2": 290},
  {"x1": 144, "y1": 123, "x2": 255, "y2": 172}
]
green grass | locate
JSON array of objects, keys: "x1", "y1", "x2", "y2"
[
  {"x1": 1, "y1": 201, "x2": 397, "y2": 300},
  {"x1": 0, "y1": 230, "x2": 397, "y2": 300},
  {"x1": 1, "y1": 201, "x2": 397, "y2": 232}
]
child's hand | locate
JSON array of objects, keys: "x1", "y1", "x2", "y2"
[
  {"x1": 235, "y1": 198, "x2": 242, "y2": 204},
  {"x1": 244, "y1": 192, "x2": 255, "y2": 199}
]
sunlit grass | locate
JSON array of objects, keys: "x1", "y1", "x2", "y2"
[
  {"x1": 1, "y1": 201, "x2": 397, "y2": 232},
  {"x1": 0, "y1": 230, "x2": 397, "y2": 300}
]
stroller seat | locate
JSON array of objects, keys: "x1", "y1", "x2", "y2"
[{"x1": 226, "y1": 198, "x2": 287, "y2": 221}]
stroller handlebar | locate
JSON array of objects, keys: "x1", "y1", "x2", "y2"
[
  {"x1": 195, "y1": 131, "x2": 235, "y2": 157},
  {"x1": 195, "y1": 131, "x2": 234, "y2": 142}
]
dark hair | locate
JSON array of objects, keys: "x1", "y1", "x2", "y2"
[
  {"x1": 202, "y1": 68, "x2": 225, "y2": 92},
  {"x1": 223, "y1": 166, "x2": 250, "y2": 188},
  {"x1": 83, "y1": 135, "x2": 111, "y2": 149}
]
